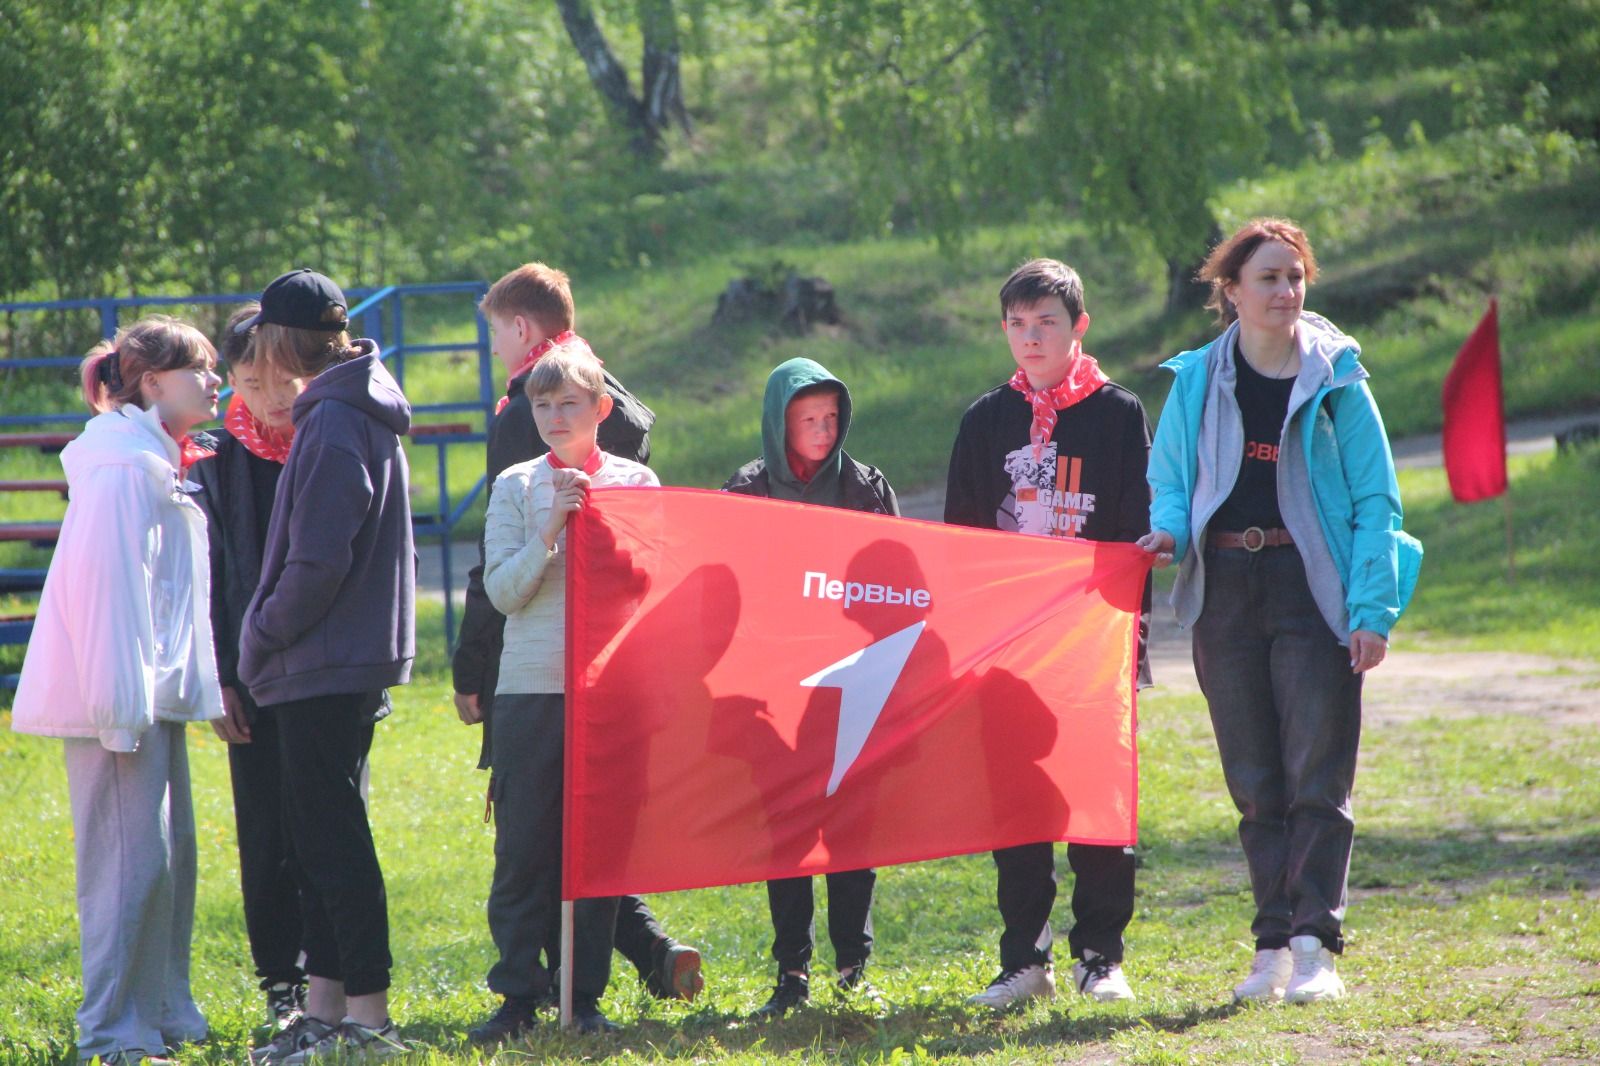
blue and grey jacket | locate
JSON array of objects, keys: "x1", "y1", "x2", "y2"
[{"x1": 1148, "y1": 312, "x2": 1422, "y2": 641}]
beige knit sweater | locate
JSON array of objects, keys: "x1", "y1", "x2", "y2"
[{"x1": 484, "y1": 453, "x2": 658, "y2": 694}]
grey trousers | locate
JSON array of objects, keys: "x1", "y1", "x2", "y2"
[
  {"x1": 1191, "y1": 545, "x2": 1363, "y2": 953},
  {"x1": 64, "y1": 722, "x2": 206, "y2": 1059}
]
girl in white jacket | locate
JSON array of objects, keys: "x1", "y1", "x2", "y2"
[{"x1": 12, "y1": 316, "x2": 225, "y2": 1065}]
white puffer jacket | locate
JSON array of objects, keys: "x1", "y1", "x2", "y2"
[{"x1": 11, "y1": 404, "x2": 223, "y2": 751}]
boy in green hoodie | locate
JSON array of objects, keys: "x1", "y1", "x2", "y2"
[{"x1": 723, "y1": 357, "x2": 899, "y2": 1017}]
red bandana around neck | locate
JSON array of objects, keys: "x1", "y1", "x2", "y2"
[
  {"x1": 224, "y1": 393, "x2": 295, "y2": 465},
  {"x1": 1007, "y1": 344, "x2": 1110, "y2": 459},
  {"x1": 546, "y1": 447, "x2": 605, "y2": 476},
  {"x1": 494, "y1": 330, "x2": 603, "y2": 415},
  {"x1": 163, "y1": 423, "x2": 216, "y2": 476}
]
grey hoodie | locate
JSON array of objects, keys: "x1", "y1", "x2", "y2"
[{"x1": 239, "y1": 341, "x2": 416, "y2": 704}]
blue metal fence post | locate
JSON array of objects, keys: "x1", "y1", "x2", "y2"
[
  {"x1": 476, "y1": 302, "x2": 495, "y2": 420},
  {"x1": 392, "y1": 295, "x2": 406, "y2": 394},
  {"x1": 98, "y1": 299, "x2": 119, "y2": 340},
  {"x1": 437, "y1": 443, "x2": 455, "y2": 647}
]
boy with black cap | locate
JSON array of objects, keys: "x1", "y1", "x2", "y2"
[
  {"x1": 722, "y1": 356, "x2": 898, "y2": 1018},
  {"x1": 238, "y1": 267, "x2": 414, "y2": 1064}
]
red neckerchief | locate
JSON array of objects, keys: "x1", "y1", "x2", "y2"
[
  {"x1": 224, "y1": 393, "x2": 294, "y2": 465},
  {"x1": 494, "y1": 330, "x2": 595, "y2": 415},
  {"x1": 546, "y1": 447, "x2": 605, "y2": 475},
  {"x1": 164, "y1": 423, "x2": 217, "y2": 477},
  {"x1": 786, "y1": 446, "x2": 822, "y2": 484},
  {"x1": 1007, "y1": 344, "x2": 1109, "y2": 459}
]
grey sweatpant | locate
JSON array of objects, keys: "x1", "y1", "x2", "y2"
[{"x1": 64, "y1": 722, "x2": 206, "y2": 1059}]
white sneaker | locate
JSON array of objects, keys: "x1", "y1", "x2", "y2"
[
  {"x1": 967, "y1": 964, "x2": 1056, "y2": 1010},
  {"x1": 1283, "y1": 935, "x2": 1346, "y2": 1003},
  {"x1": 1072, "y1": 950, "x2": 1134, "y2": 1002},
  {"x1": 1232, "y1": 946, "x2": 1293, "y2": 1002}
]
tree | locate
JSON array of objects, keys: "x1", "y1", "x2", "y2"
[
  {"x1": 556, "y1": 0, "x2": 694, "y2": 159},
  {"x1": 803, "y1": 0, "x2": 1292, "y2": 309}
]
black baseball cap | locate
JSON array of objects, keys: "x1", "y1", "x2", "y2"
[{"x1": 234, "y1": 268, "x2": 349, "y2": 334}]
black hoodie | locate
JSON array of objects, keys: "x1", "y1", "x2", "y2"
[{"x1": 239, "y1": 342, "x2": 416, "y2": 705}]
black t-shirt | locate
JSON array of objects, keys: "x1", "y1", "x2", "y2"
[
  {"x1": 1211, "y1": 347, "x2": 1294, "y2": 532},
  {"x1": 944, "y1": 380, "x2": 1154, "y2": 686},
  {"x1": 943, "y1": 382, "x2": 1152, "y2": 543}
]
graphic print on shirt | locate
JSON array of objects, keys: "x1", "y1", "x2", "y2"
[{"x1": 997, "y1": 442, "x2": 1094, "y2": 537}]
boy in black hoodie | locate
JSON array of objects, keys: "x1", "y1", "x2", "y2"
[
  {"x1": 945, "y1": 258, "x2": 1152, "y2": 1011},
  {"x1": 723, "y1": 356, "x2": 898, "y2": 1018},
  {"x1": 453, "y1": 264, "x2": 703, "y2": 1047}
]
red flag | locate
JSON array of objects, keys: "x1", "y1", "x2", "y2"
[
  {"x1": 1441, "y1": 299, "x2": 1507, "y2": 502},
  {"x1": 563, "y1": 487, "x2": 1150, "y2": 899}
]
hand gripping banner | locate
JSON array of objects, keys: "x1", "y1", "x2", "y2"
[{"x1": 564, "y1": 487, "x2": 1149, "y2": 898}]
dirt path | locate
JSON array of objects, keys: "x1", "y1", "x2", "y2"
[{"x1": 1146, "y1": 609, "x2": 1600, "y2": 725}]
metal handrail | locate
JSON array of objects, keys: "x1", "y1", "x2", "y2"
[{"x1": 0, "y1": 281, "x2": 497, "y2": 650}]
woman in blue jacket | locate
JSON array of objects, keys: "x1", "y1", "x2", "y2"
[{"x1": 1139, "y1": 219, "x2": 1421, "y2": 1006}]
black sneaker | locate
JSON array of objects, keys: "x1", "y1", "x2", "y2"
[
  {"x1": 751, "y1": 970, "x2": 809, "y2": 1019},
  {"x1": 571, "y1": 998, "x2": 619, "y2": 1035},
  {"x1": 645, "y1": 941, "x2": 705, "y2": 1001},
  {"x1": 836, "y1": 964, "x2": 886, "y2": 1012},
  {"x1": 467, "y1": 996, "x2": 539, "y2": 1046},
  {"x1": 264, "y1": 980, "x2": 307, "y2": 1031}
]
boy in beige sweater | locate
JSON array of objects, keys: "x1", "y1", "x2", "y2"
[{"x1": 475, "y1": 342, "x2": 657, "y2": 1037}]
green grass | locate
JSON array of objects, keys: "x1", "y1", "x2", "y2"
[
  {"x1": 1394, "y1": 445, "x2": 1600, "y2": 660},
  {"x1": 2, "y1": 615, "x2": 1597, "y2": 1063}
]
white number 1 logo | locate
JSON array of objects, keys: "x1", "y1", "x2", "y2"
[{"x1": 800, "y1": 621, "x2": 926, "y2": 796}]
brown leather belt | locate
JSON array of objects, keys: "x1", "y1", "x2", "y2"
[{"x1": 1209, "y1": 526, "x2": 1295, "y2": 552}]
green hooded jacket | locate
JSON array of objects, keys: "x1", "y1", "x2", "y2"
[{"x1": 722, "y1": 357, "x2": 899, "y2": 515}]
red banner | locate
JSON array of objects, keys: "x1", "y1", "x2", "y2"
[
  {"x1": 1442, "y1": 299, "x2": 1507, "y2": 503},
  {"x1": 564, "y1": 488, "x2": 1149, "y2": 899}
]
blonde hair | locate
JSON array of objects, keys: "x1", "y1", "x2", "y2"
[
  {"x1": 524, "y1": 340, "x2": 606, "y2": 401},
  {"x1": 481, "y1": 262, "x2": 575, "y2": 336},
  {"x1": 79, "y1": 315, "x2": 216, "y2": 414},
  {"x1": 253, "y1": 321, "x2": 360, "y2": 380}
]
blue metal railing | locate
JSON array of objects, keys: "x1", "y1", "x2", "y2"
[{"x1": 0, "y1": 281, "x2": 495, "y2": 650}]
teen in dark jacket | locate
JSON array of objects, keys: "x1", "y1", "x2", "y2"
[
  {"x1": 190, "y1": 304, "x2": 309, "y2": 1029},
  {"x1": 238, "y1": 269, "x2": 413, "y2": 1062},
  {"x1": 723, "y1": 357, "x2": 899, "y2": 1018}
]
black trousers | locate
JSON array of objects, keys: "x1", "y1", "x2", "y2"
[
  {"x1": 993, "y1": 841, "x2": 1135, "y2": 970},
  {"x1": 225, "y1": 701, "x2": 305, "y2": 986},
  {"x1": 487, "y1": 694, "x2": 617, "y2": 1005},
  {"x1": 766, "y1": 869, "x2": 875, "y2": 973},
  {"x1": 272, "y1": 693, "x2": 391, "y2": 996},
  {"x1": 537, "y1": 886, "x2": 669, "y2": 985},
  {"x1": 1191, "y1": 545, "x2": 1362, "y2": 954}
]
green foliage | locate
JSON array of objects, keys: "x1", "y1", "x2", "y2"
[{"x1": 801, "y1": 0, "x2": 1293, "y2": 267}]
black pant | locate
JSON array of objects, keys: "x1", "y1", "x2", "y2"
[
  {"x1": 766, "y1": 869, "x2": 875, "y2": 973},
  {"x1": 540, "y1": 890, "x2": 668, "y2": 984},
  {"x1": 226, "y1": 701, "x2": 305, "y2": 986},
  {"x1": 487, "y1": 693, "x2": 617, "y2": 1005},
  {"x1": 993, "y1": 841, "x2": 1135, "y2": 970},
  {"x1": 272, "y1": 692, "x2": 390, "y2": 996},
  {"x1": 1192, "y1": 545, "x2": 1362, "y2": 954}
]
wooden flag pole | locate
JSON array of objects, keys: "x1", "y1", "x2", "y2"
[{"x1": 559, "y1": 899, "x2": 574, "y2": 1029}]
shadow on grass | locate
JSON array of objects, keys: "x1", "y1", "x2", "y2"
[
  {"x1": 1138, "y1": 822, "x2": 1600, "y2": 906},
  {"x1": 396, "y1": 999, "x2": 1241, "y2": 1062}
]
